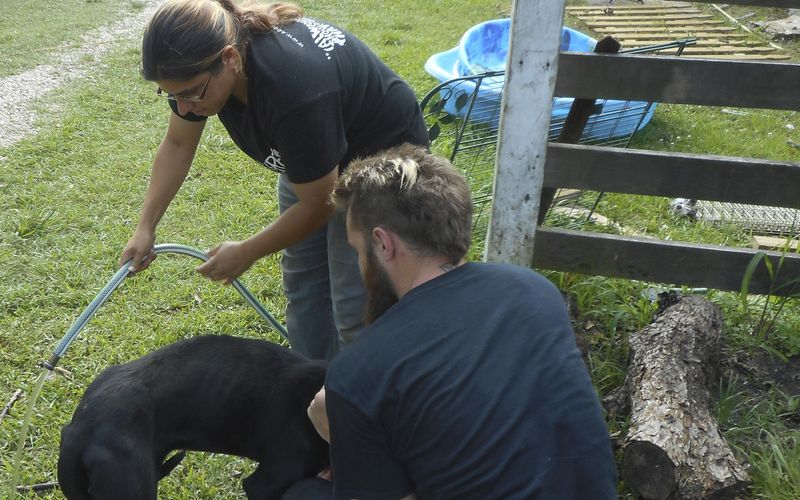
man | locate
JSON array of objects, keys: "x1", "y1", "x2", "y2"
[{"x1": 291, "y1": 144, "x2": 617, "y2": 499}]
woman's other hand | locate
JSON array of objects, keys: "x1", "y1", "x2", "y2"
[{"x1": 196, "y1": 240, "x2": 256, "y2": 284}]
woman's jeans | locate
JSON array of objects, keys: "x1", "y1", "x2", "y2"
[{"x1": 278, "y1": 174, "x2": 365, "y2": 360}]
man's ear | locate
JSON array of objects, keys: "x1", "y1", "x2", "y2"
[{"x1": 371, "y1": 227, "x2": 395, "y2": 261}]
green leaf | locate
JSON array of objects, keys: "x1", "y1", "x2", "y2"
[
  {"x1": 740, "y1": 252, "x2": 765, "y2": 305},
  {"x1": 770, "y1": 277, "x2": 800, "y2": 296},
  {"x1": 759, "y1": 343, "x2": 789, "y2": 363},
  {"x1": 764, "y1": 254, "x2": 775, "y2": 281}
]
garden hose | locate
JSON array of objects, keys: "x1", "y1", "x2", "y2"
[{"x1": 42, "y1": 243, "x2": 288, "y2": 371}]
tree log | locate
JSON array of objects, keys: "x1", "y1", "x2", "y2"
[{"x1": 622, "y1": 295, "x2": 750, "y2": 499}]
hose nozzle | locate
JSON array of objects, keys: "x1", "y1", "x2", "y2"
[{"x1": 40, "y1": 354, "x2": 61, "y2": 371}]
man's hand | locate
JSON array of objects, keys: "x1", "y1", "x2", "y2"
[
  {"x1": 196, "y1": 241, "x2": 255, "y2": 284},
  {"x1": 307, "y1": 387, "x2": 330, "y2": 443}
]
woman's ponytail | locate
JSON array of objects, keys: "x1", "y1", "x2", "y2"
[{"x1": 216, "y1": 0, "x2": 302, "y2": 35}]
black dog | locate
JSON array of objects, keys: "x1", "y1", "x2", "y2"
[{"x1": 58, "y1": 335, "x2": 328, "y2": 499}]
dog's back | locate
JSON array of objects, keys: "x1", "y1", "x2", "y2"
[{"x1": 58, "y1": 335, "x2": 328, "y2": 499}]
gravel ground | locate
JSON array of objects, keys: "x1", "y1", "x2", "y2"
[{"x1": 0, "y1": 0, "x2": 165, "y2": 149}]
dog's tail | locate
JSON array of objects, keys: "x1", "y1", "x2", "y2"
[{"x1": 159, "y1": 450, "x2": 187, "y2": 479}]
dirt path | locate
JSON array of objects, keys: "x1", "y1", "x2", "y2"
[{"x1": 0, "y1": 0, "x2": 165, "y2": 149}]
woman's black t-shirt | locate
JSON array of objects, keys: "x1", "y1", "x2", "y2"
[{"x1": 169, "y1": 18, "x2": 428, "y2": 183}]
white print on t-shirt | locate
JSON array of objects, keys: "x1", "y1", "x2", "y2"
[
  {"x1": 274, "y1": 27, "x2": 304, "y2": 48},
  {"x1": 298, "y1": 18, "x2": 346, "y2": 60},
  {"x1": 263, "y1": 147, "x2": 286, "y2": 174}
]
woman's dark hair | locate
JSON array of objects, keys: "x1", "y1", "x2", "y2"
[{"x1": 141, "y1": 0, "x2": 302, "y2": 81}]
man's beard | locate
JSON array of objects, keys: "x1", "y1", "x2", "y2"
[{"x1": 363, "y1": 246, "x2": 399, "y2": 325}]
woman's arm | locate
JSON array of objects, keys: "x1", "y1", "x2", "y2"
[
  {"x1": 120, "y1": 113, "x2": 205, "y2": 271},
  {"x1": 196, "y1": 166, "x2": 338, "y2": 283}
]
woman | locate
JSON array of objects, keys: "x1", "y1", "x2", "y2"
[{"x1": 120, "y1": 0, "x2": 429, "y2": 360}]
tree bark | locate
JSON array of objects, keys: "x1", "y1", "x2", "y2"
[{"x1": 622, "y1": 295, "x2": 750, "y2": 499}]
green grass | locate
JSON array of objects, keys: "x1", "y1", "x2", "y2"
[
  {"x1": 1, "y1": 0, "x2": 799, "y2": 498},
  {"x1": 0, "y1": 1, "x2": 510, "y2": 497},
  {"x1": 0, "y1": 0, "x2": 143, "y2": 78}
]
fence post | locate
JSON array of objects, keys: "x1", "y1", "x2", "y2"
[{"x1": 484, "y1": 0, "x2": 566, "y2": 265}]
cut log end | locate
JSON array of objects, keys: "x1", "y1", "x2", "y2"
[{"x1": 623, "y1": 440, "x2": 675, "y2": 500}]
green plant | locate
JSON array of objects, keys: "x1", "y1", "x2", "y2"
[
  {"x1": 12, "y1": 208, "x2": 55, "y2": 239},
  {"x1": 715, "y1": 375, "x2": 745, "y2": 431},
  {"x1": 739, "y1": 244, "x2": 800, "y2": 346},
  {"x1": 750, "y1": 430, "x2": 800, "y2": 499}
]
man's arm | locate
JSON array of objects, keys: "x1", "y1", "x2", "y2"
[
  {"x1": 308, "y1": 388, "x2": 418, "y2": 500},
  {"x1": 308, "y1": 387, "x2": 330, "y2": 443},
  {"x1": 309, "y1": 387, "x2": 416, "y2": 499}
]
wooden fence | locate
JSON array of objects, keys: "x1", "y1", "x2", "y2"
[{"x1": 487, "y1": 0, "x2": 800, "y2": 296}]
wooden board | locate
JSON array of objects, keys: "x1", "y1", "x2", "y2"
[
  {"x1": 533, "y1": 228, "x2": 800, "y2": 296},
  {"x1": 586, "y1": 20, "x2": 728, "y2": 28},
  {"x1": 544, "y1": 143, "x2": 800, "y2": 209},
  {"x1": 582, "y1": 15, "x2": 714, "y2": 22},
  {"x1": 674, "y1": 0, "x2": 800, "y2": 7},
  {"x1": 555, "y1": 53, "x2": 800, "y2": 110},
  {"x1": 567, "y1": 6, "x2": 701, "y2": 11},
  {"x1": 674, "y1": 54, "x2": 790, "y2": 60},
  {"x1": 567, "y1": 4, "x2": 787, "y2": 61},
  {"x1": 618, "y1": 37, "x2": 754, "y2": 45},
  {"x1": 597, "y1": 26, "x2": 739, "y2": 33},
  {"x1": 568, "y1": 1, "x2": 797, "y2": 9},
  {"x1": 669, "y1": 46, "x2": 780, "y2": 54},
  {"x1": 567, "y1": 5, "x2": 700, "y2": 12},
  {"x1": 752, "y1": 235, "x2": 800, "y2": 251}
]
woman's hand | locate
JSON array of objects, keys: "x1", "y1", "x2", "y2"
[
  {"x1": 119, "y1": 229, "x2": 157, "y2": 273},
  {"x1": 196, "y1": 241, "x2": 256, "y2": 284}
]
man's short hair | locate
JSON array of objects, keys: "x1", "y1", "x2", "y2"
[{"x1": 333, "y1": 144, "x2": 473, "y2": 263}]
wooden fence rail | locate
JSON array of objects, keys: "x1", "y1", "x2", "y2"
[
  {"x1": 545, "y1": 144, "x2": 800, "y2": 209},
  {"x1": 556, "y1": 54, "x2": 800, "y2": 110}
]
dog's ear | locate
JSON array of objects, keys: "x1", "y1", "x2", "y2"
[{"x1": 84, "y1": 442, "x2": 158, "y2": 497}]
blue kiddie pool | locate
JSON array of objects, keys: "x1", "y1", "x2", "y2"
[{"x1": 424, "y1": 19, "x2": 657, "y2": 141}]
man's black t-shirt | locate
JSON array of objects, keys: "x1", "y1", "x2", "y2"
[
  {"x1": 325, "y1": 263, "x2": 617, "y2": 499},
  {"x1": 170, "y1": 18, "x2": 428, "y2": 183}
]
